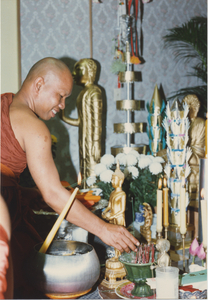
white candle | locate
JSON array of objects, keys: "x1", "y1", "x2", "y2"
[
  {"x1": 201, "y1": 188, "x2": 207, "y2": 249},
  {"x1": 180, "y1": 178, "x2": 187, "y2": 235},
  {"x1": 156, "y1": 178, "x2": 163, "y2": 233}
]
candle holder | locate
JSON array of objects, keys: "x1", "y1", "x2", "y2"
[
  {"x1": 181, "y1": 233, "x2": 186, "y2": 272},
  {"x1": 164, "y1": 226, "x2": 168, "y2": 240},
  {"x1": 156, "y1": 231, "x2": 162, "y2": 240}
]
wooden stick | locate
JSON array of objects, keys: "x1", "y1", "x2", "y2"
[{"x1": 39, "y1": 187, "x2": 79, "y2": 253}]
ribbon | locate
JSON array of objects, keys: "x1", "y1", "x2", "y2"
[{"x1": 171, "y1": 208, "x2": 180, "y2": 213}]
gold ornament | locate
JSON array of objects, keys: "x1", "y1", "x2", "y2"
[
  {"x1": 140, "y1": 202, "x2": 153, "y2": 245},
  {"x1": 101, "y1": 161, "x2": 127, "y2": 288}
]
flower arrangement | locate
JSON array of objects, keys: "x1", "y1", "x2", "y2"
[
  {"x1": 189, "y1": 238, "x2": 206, "y2": 267},
  {"x1": 86, "y1": 151, "x2": 164, "y2": 213}
]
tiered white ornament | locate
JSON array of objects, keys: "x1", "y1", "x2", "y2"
[{"x1": 162, "y1": 99, "x2": 192, "y2": 228}]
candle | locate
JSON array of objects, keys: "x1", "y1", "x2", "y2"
[
  {"x1": 163, "y1": 177, "x2": 169, "y2": 227},
  {"x1": 200, "y1": 188, "x2": 207, "y2": 249},
  {"x1": 180, "y1": 178, "x2": 187, "y2": 235},
  {"x1": 205, "y1": 113, "x2": 208, "y2": 158},
  {"x1": 156, "y1": 178, "x2": 163, "y2": 233}
]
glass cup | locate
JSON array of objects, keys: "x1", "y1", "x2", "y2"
[{"x1": 156, "y1": 266, "x2": 179, "y2": 299}]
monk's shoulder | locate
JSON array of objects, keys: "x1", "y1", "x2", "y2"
[
  {"x1": 10, "y1": 102, "x2": 50, "y2": 150},
  {"x1": 10, "y1": 102, "x2": 46, "y2": 129}
]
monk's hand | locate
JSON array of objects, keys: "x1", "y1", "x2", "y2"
[{"x1": 99, "y1": 222, "x2": 139, "y2": 254}]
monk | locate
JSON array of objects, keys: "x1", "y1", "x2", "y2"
[
  {"x1": 0, "y1": 195, "x2": 13, "y2": 299},
  {"x1": 1, "y1": 57, "x2": 139, "y2": 289}
]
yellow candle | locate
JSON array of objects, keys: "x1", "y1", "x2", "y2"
[
  {"x1": 205, "y1": 113, "x2": 208, "y2": 158},
  {"x1": 156, "y1": 178, "x2": 163, "y2": 233},
  {"x1": 200, "y1": 188, "x2": 207, "y2": 249},
  {"x1": 163, "y1": 177, "x2": 169, "y2": 227},
  {"x1": 180, "y1": 178, "x2": 187, "y2": 235}
]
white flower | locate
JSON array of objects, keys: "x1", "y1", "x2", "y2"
[
  {"x1": 86, "y1": 176, "x2": 97, "y2": 186},
  {"x1": 128, "y1": 150, "x2": 140, "y2": 158},
  {"x1": 152, "y1": 156, "x2": 165, "y2": 163},
  {"x1": 115, "y1": 153, "x2": 127, "y2": 166},
  {"x1": 94, "y1": 163, "x2": 107, "y2": 176},
  {"x1": 149, "y1": 162, "x2": 162, "y2": 175},
  {"x1": 99, "y1": 169, "x2": 114, "y2": 183},
  {"x1": 138, "y1": 155, "x2": 153, "y2": 169},
  {"x1": 124, "y1": 166, "x2": 139, "y2": 179},
  {"x1": 100, "y1": 154, "x2": 115, "y2": 168},
  {"x1": 126, "y1": 153, "x2": 137, "y2": 166}
]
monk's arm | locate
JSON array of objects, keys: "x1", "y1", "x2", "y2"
[{"x1": 24, "y1": 120, "x2": 139, "y2": 252}]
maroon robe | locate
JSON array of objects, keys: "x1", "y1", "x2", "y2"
[{"x1": 1, "y1": 93, "x2": 43, "y2": 288}]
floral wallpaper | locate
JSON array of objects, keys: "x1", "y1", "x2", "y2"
[{"x1": 20, "y1": 0, "x2": 207, "y2": 184}]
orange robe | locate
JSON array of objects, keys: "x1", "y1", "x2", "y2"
[
  {"x1": 0, "y1": 225, "x2": 9, "y2": 299},
  {"x1": 1, "y1": 93, "x2": 43, "y2": 288}
]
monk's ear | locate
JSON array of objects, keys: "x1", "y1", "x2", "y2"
[{"x1": 34, "y1": 77, "x2": 44, "y2": 94}]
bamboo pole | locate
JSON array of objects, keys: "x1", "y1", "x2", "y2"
[{"x1": 39, "y1": 188, "x2": 79, "y2": 253}]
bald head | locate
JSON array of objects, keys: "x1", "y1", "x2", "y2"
[{"x1": 25, "y1": 57, "x2": 72, "y2": 82}]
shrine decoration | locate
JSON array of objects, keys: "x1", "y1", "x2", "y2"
[
  {"x1": 162, "y1": 98, "x2": 193, "y2": 247},
  {"x1": 146, "y1": 85, "x2": 166, "y2": 156}
]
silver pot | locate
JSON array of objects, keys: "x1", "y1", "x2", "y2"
[{"x1": 25, "y1": 240, "x2": 100, "y2": 294}]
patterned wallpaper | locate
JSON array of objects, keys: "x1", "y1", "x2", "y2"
[{"x1": 20, "y1": 0, "x2": 207, "y2": 184}]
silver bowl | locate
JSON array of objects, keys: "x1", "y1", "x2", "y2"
[{"x1": 25, "y1": 240, "x2": 100, "y2": 295}]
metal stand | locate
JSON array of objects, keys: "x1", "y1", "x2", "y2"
[
  {"x1": 181, "y1": 234, "x2": 186, "y2": 272},
  {"x1": 164, "y1": 227, "x2": 168, "y2": 240},
  {"x1": 157, "y1": 232, "x2": 162, "y2": 240}
]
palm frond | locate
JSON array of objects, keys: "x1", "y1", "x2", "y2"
[
  {"x1": 163, "y1": 16, "x2": 207, "y2": 114},
  {"x1": 187, "y1": 65, "x2": 207, "y2": 83},
  {"x1": 163, "y1": 16, "x2": 207, "y2": 66}
]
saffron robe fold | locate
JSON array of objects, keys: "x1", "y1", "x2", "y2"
[{"x1": 1, "y1": 93, "x2": 43, "y2": 287}]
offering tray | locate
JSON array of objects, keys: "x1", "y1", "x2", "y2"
[{"x1": 115, "y1": 280, "x2": 155, "y2": 299}]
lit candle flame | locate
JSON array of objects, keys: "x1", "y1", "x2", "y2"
[
  {"x1": 158, "y1": 178, "x2": 162, "y2": 190},
  {"x1": 201, "y1": 188, "x2": 205, "y2": 200},
  {"x1": 163, "y1": 177, "x2": 167, "y2": 188},
  {"x1": 77, "y1": 172, "x2": 82, "y2": 186}
]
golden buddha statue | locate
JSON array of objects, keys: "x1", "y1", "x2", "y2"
[
  {"x1": 61, "y1": 58, "x2": 103, "y2": 188},
  {"x1": 182, "y1": 95, "x2": 205, "y2": 197},
  {"x1": 101, "y1": 162, "x2": 127, "y2": 288},
  {"x1": 102, "y1": 161, "x2": 126, "y2": 258}
]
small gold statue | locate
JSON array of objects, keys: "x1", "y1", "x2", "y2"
[
  {"x1": 61, "y1": 58, "x2": 103, "y2": 188},
  {"x1": 101, "y1": 161, "x2": 127, "y2": 288},
  {"x1": 140, "y1": 203, "x2": 153, "y2": 245},
  {"x1": 182, "y1": 95, "x2": 205, "y2": 197},
  {"x1": 156, "y1": 238, "x2": 170, "y2": 267},
  {"x1": 102, "y1": 161, "x2": 126, "y2": 258}
]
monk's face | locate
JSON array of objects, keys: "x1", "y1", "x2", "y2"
[{"x1": 36, "y1": 68, "x2": 73, "y2": 120}]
